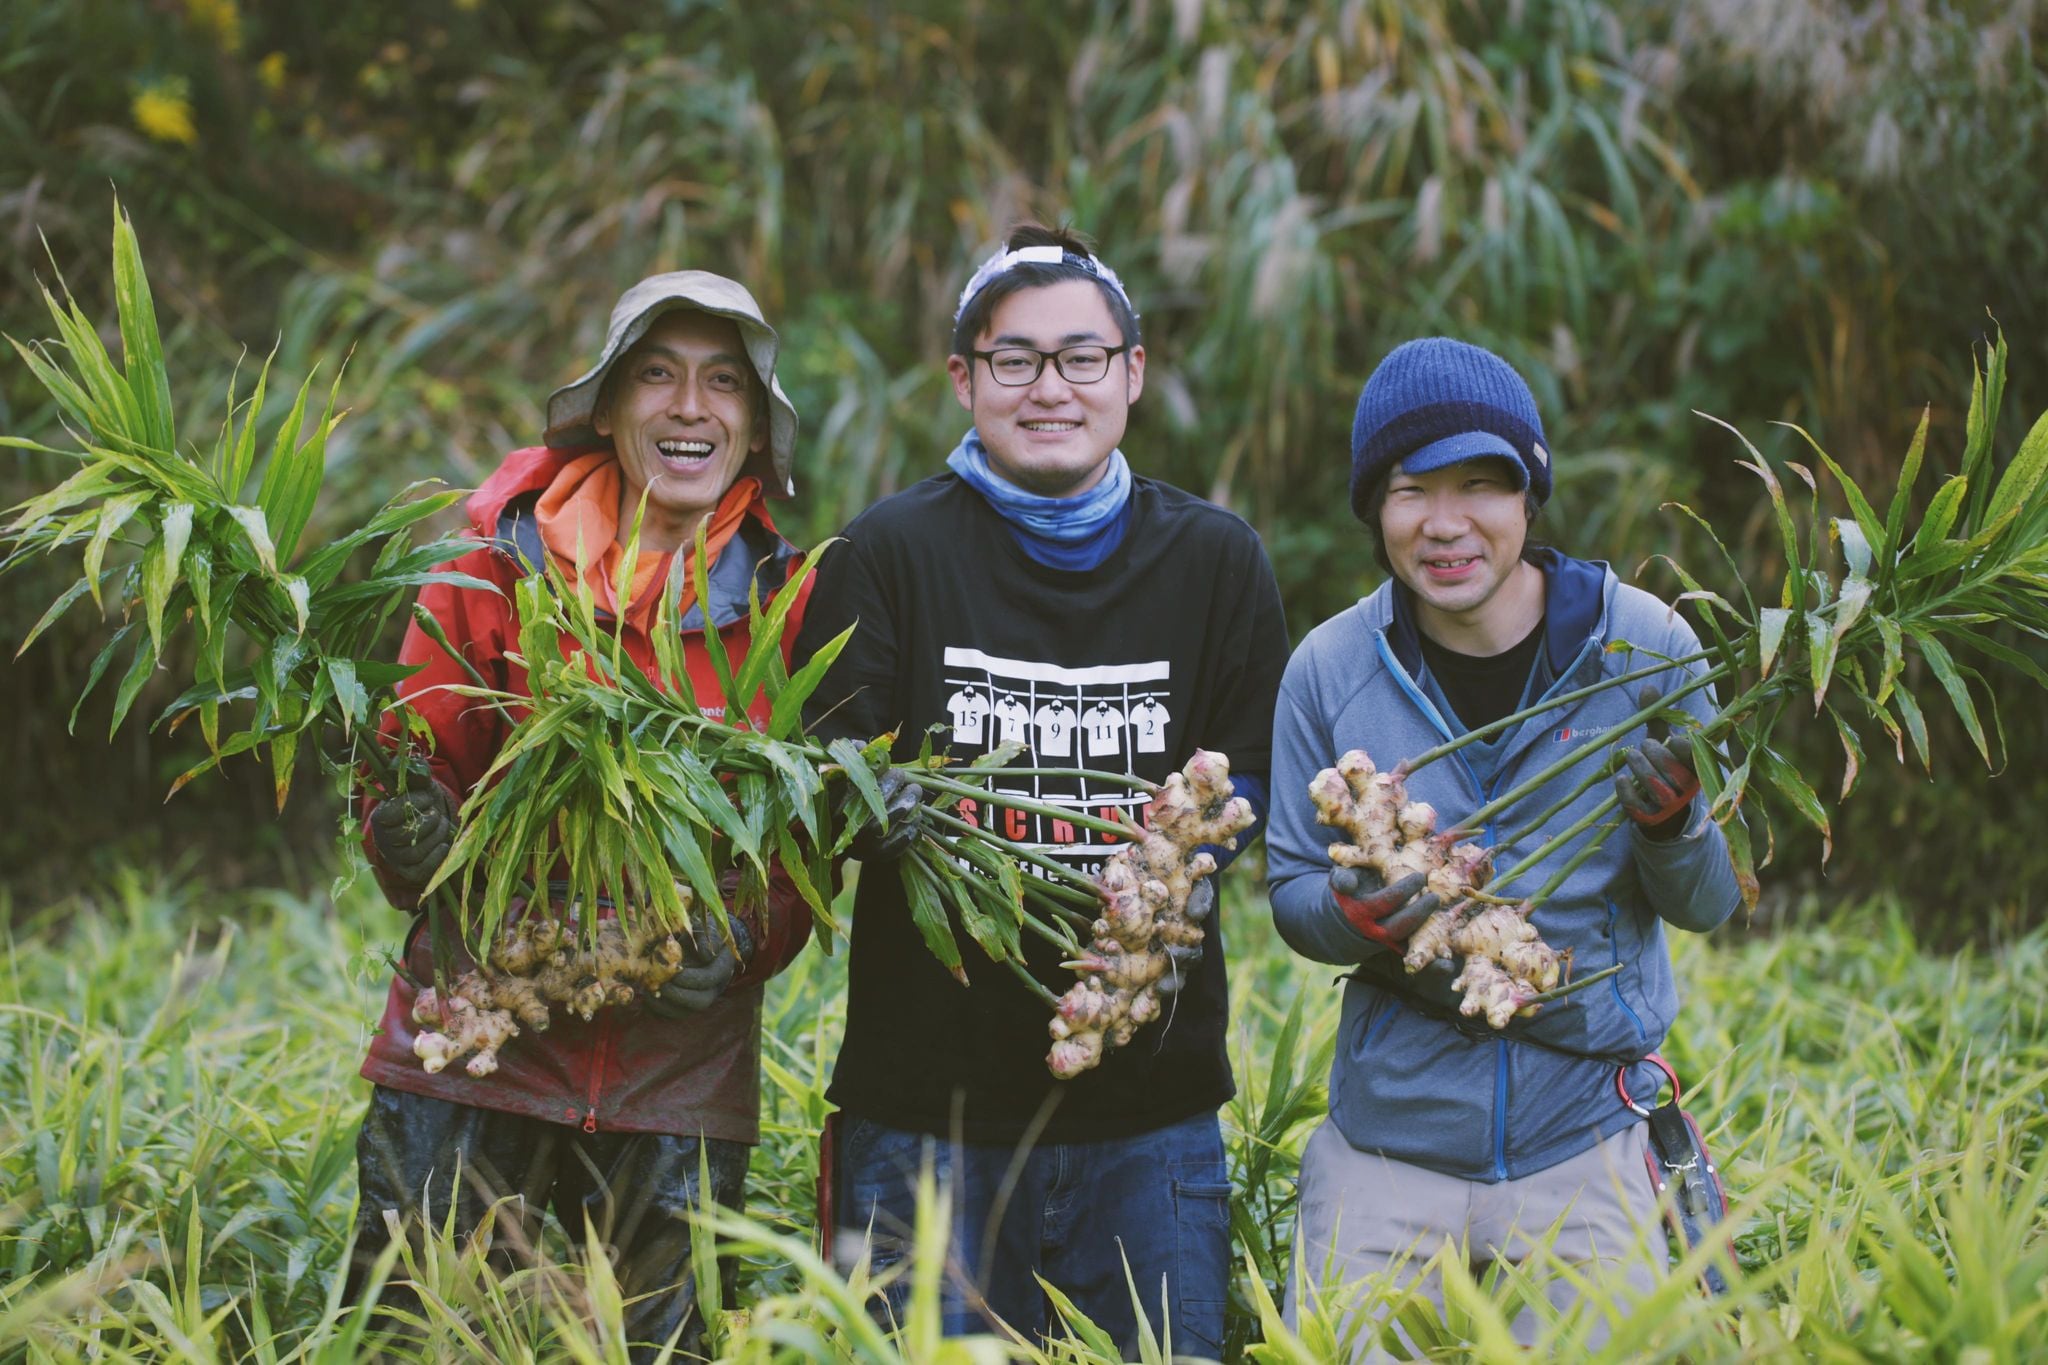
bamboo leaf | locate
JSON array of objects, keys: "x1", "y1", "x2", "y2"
[
  {"x1": 270, "y1": 729, "x2": 299, "y2": 811},
  {"x1": 1806, "y1": 610, "x2": 1839, "y2": 712},
  {"x1": 16, "y1": 574, "x2": 98, "y2": 658},
  {"x1": 1983, "y1": 407, "x2": 2048, "y2": 532},
  {"x1": 223, "y1": 354, "x2": 273, "y2": 496},
  {"x1": 1830, "y1": 706, "x2": 1864, "y2": 801},
  {"x1": 1912, "y1": 477, "x2": 1969, "y2": 560},
  {"x1": 1907, "y1": 631, "x2": 1990, "y2": 767},
  {"x1": 1659, "y1": 500, "x2": 1755, "y2": 617},
  {"x1": 1754, "y1": 744, "x2": 1832, "y2": 864},
  {"x1": 1892, "y1": 683, "x2": 1931, "y2": 773},
  {"x1": 1757, "y1": 608, "x2": 1792, "y2": 679},
  {"x1": 1960, "y1": 328, "x2": 2007, "y2": 527},
  {"x1": 1779, "y1": 421, "x2": 1884, "y2": 554},
  {"x1": 70, "y1": 623, "x2": 135, "y2": 732},
  {"x1": 1883, "y1": 406, "x2": 1931, "y2": 566},
  {"x1": 111, "y1": 202, "x2": 175, "y2": 455},
  {"x1": 1831, "y1": 517, "x2": 1873, "y2": 580},
  {"x1": 281, "y1": 575, "x2": 310, "y2": 636},
  {"x1": 253, "y1": 366, "x2": 340, "y2": 569},
  {"x1": 226, "y1": 505, "x2": 279, "y2": 576},
  {"x1": 327, "y1": 658, "x2": 369, "y2": 735},
  {"x1": 107, "y1": 632, "x2": 158, "y2": 737},
  {"x1": 4, "y1": 457, "x2": 126, "y2": 533},
  {"x1": 1946, "y1": 630, "x2": 2048, "y2": 694},
  {"x1": 141, "y1": 502, "x2": 194, "y2": 653},
  {"x1": 82, "y1": 491, "x2": 150, "y2": 608},
  {"x1": 1875, "y1": 617, "x2": 1904, "y2": 704},
  {"x1": 1823, "y1": 581, "x2": 1874, "y2": 707}
]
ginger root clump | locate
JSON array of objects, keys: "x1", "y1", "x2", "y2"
[
  {"x1": 410, "y1": 898, "x2": 696, "y2": 1077},
  {"x1": 1310, "y1": 749, "x2": 1570, "y2": 1028},
  {"x1": 1046, "y1": 750, "x2": 1255, "y2": 1078}
]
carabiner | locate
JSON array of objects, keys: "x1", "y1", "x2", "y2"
[{"x1": 1615, "y1": 1051, "x2": 1682, "y2": 1117}]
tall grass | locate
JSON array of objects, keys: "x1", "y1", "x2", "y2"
[{"x1": 2, "y1": 870, "x2": 2042, "y2": 1360}]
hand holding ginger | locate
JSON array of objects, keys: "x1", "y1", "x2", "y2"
[{"x1": 1310, "y1": 749, "x2": 1571, "y2": 1028}]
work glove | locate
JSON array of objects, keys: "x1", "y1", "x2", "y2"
[
  {"x1": 847, "y1": 768, "x2": 927, "y2": 863},
  {"x1": 646, "y1": 905, "x2": 757, "y2": 1016},
  {"x1": 1613, "y1": 687, "x2": 1700, "y2": 842},
  {"x1": 1152, "y1": 879, "x2": 1216, "y2": 999},
  {"x1": 1329, "y1": 865, "x2": 1440, "y2": 952},
  {"x1": 368, "y1": 781, "x2": 457, "y2": 888}
]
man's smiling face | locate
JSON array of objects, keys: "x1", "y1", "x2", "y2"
[
  {"x1": 595, "y1": 309, "x2": 763, "y2": 550},
  {"x1": 1379, "y1": 456, "x2": 1535, "y2": 631},
  {"x1": 946, "y1": 278, "x2": 1145, "y2": 498}
]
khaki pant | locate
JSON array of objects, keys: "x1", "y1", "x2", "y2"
[{"x1": 1283, "y1": 1118, "x2": 1666, "y2": 1360}]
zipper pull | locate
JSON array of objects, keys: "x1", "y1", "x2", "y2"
[{"x1": 582, "y1": 1107, "x2": 598, "y2": 1134}]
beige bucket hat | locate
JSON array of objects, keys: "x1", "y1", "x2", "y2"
[{"x1": 544, "y1": 271, "x2": 798, "y2": 497}]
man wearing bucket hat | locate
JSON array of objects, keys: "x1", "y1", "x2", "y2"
[
  {"x1": 792, "y1": 224, "x2": 1289, "y2": 1355},
  {"x1": 1264, "y1": 338, "x2": 1740, "y2": 1354},
  {"x1": 345, "y1": 272, "x2": 814, "y2": 1357}
]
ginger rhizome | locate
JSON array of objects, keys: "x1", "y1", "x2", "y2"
[
  {"x1": 1310, "y1": 749, "x2": 1570, "y2": 1028},
  {"x1": 1046, "y1": 750, "x2": 1256, "y2": 1078},
  {"x1": 410, "y1": 907, "x2": 694, "y2": 1077}
]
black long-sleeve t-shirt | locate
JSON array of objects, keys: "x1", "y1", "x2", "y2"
[{"x1": 792, "y1": 472, "x2": 1289, "y2": 1144}]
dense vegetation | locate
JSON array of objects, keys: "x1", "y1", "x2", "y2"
[
  {"x1": 4, "y1": 0, "x2": 2046, "y2": 909},
  {"x1": 1, "y1": 874, "x2": 2042, "y2": 1360}
]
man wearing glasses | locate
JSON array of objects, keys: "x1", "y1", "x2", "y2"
[{"x1": 794, "y1": 224, "x2": 1288, "y2": 1354}]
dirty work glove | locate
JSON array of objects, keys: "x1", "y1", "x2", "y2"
[
  {"x1": 1153, "y1": 879, "x2": 1216, "y2": 999},
  {"x1": 847, "y1": 768, "x2": 927, "y2": 863},
  {"x1": 1613, "y1": 687, "x2": 1700, "y2": 842},
  {"x1": 368, "y1": 781, "x2": 457, "y2": 887},
  {"x1": 646, "y1": 907, "x2": 756, "y2": 1016},
  {"x1": 1329, "y1": 865, "x2": 1440, "y2": 952}
]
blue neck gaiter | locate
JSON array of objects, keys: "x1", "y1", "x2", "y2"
[{"x1": 946, "y1": 428, "x2": 1133, "y2": 571}]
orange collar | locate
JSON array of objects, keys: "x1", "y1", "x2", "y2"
[{"x1": 532, "y1": 452, "x2": 762, "y2": 630}]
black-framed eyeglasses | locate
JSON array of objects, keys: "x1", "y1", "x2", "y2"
[{"x1": 971, "y1": 343, "x2": 1131, "y2": 387}]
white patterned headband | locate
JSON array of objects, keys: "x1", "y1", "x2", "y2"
[{"x1": 953, "y1": 244, "x2": 1139, "y2": 325}]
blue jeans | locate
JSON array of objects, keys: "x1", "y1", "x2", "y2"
[{"x1": 831, "y1": 1109, "x2": 1233, "y2": 1357}]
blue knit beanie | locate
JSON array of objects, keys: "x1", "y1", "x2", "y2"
[{"x1": 1349, "y1": 338, "x2": 1551, "y2": 521}]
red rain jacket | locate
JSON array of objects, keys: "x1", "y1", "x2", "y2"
[{"x1": 359, "y1": 446, "x2": 815, "y2": 1141}]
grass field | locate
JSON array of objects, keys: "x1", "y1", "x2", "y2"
[{"x1": 0, "y1": 866, "x2": 2042, "y2": 1362}]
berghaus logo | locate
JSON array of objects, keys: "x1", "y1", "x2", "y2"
[{"x1": 1555, "y1": 724, "x2": 1611, "y2": 743}]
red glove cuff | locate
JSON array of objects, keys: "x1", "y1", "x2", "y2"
[{"x1": 1333, "y1": 889, "x2": 1406, "y2": 949}]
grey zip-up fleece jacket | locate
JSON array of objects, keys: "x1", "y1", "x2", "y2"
[{"x1": 1267, "y1": 554, "x2": 1740, "y2": 1181}]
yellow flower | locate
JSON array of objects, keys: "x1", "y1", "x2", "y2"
[
  {"x1": 257, "y1": 51, "x2": 287, "y2": 93},
  {"x1": 132, "y1": 84, "x2": 198, "y2": 147}
]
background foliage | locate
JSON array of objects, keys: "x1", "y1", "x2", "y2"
[{"x1": 5, "y1": 0, "x2": 2046, "y2": 904}]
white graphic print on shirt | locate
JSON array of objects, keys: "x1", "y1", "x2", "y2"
[
  {"x1": 1033, "y1": 700, "x2": 1078, "y2": 756},
  {"x1": 1084, "y1": 701, "x2": 1125, "y2": 756},
  {"x1": 940, "y1": 647, "x2": 1170, "y2": 878},
  {"x1": 946, "y1": 687, "x2": 991, "y2": 745},
  {"x1": 1129, "y1": 696, "x2": 1170, "y2": 753},
  {"x1": 993, "y1": 695, "x2": 1031, "y2": 744}
]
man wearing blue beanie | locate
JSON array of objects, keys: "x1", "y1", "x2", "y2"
[{"x1": 1265, "y1": 338, "x2": 1741, "y2": 1354}]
